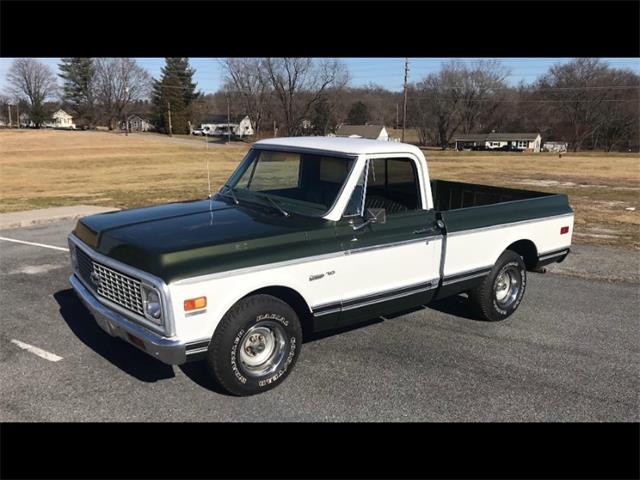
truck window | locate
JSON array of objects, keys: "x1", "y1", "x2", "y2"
[
  {"x1": 366, "y1": 158, "x2": 421, "y2": 214},
  {"x1": 343, "y1": 158, "x2": 422, "y2": 217},
  {"x1": 230, "y1": 149, "x2": 356, "y2": 217}
]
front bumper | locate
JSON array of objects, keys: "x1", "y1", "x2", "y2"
[{"x1": 70, "y1": 274, "x2": 187, "y2": 365}]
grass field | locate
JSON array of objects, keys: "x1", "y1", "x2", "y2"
[{"x1": 1, "y1": 129, "x2": 639, "y2": 249}]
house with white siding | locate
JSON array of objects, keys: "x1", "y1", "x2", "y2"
[
  {"x1": 454, "y1": 133, "x2": 542, "y2": 152},
  {"x1": 50, "y1": 109, "x2": 75, "y2": 129},
  {"x1": 200, "y1": 114, "x2": 254, "y2": 137}
]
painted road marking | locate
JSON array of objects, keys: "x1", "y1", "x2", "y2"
[
  {"x1": 0, "y1": 236, "x2": 69, "y2": 252},
  {"x1": 10, "y1": 339, "x2": 63, "y2": 362}
]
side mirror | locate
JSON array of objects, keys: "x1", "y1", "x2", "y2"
[{"x1": 351, "y1": 208, "x2": 386, "y2": 231}]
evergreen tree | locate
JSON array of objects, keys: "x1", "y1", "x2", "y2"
[
  {"x1": 58, "y1": 58, "x2": 96, "y2": 127},
  {"x1": 311, "y1": 97, "x2": 337, "y2": 135},
  {"x1": 346, "y1": 101, "x2": 370, "y2": 125},
  {"x1": 151, "y1": 58, "x2": 201, "y2": 134}
]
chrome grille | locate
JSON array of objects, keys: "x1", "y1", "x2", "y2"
[{"x1": 75, "y1": 247, "x2": 145, "y2": 316}]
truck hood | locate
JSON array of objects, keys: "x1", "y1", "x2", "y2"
[{"x1": 73, "y1": 198, "x2": 337, "y2": 283}]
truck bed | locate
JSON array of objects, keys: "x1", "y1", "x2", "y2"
[{"x1": 430, "y1": 179, "x2": 573, "y2": 233}]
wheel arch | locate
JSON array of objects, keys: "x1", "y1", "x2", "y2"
[
  {"x1": 505, "y1": 239, "x2": 538, "y2": 270},
  {"x1": 237, "y1": 285, "x2": 314, "y2": 338}
]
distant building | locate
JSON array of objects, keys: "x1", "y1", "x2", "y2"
[
  {"x1": 335, "y1": 124, "x2": 389, "y2": 141},
  {"x1": 542, "y1": 141, "x2": 568, "y2": 153},
  {"x1": 47, "y1": 109, "x2": 75, "y2": 129},
  {"x1": 120, "y1": 114, "x2": 153, "y2": 132},
  {"x1": 454, "y1": 133, "x2": 542, "y2": 152},
  {"x1": 200, "y1": 114, "x2": 254, "y2": 137}
]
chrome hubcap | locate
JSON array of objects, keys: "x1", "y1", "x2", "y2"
[
  {"x1": 238, "y1": 322, "x2": 286, "y2": 377},
  {"x1": 495, "y1": 268, "x2": 520, "y2": 307}
]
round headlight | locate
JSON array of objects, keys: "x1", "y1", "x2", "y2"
[{"x1": 143, "y1": 287, "x2": 162, "y2": 322}]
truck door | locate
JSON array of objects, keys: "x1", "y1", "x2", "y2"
[{"x1": 333, "y1": 156, "x2": 443, "y2": 326}]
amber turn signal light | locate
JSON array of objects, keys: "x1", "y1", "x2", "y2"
[{"x1": 184, "y1": 296, "x2": 207, "y2": 311}]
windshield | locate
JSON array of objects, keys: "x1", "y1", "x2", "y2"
[{"x1": 224, "y1": 148, "x2": 357, "y2": 217}]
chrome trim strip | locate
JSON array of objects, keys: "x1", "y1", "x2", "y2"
[
  {"x1": 446, "y1": 213, "x2": 574, "y2": 237},
  {"x1": 538, "y1": 249, "x2": 569, "y2": 261},
  {"x1": 441, "y1": 270, "x2": 490, "y2": 286},
  {"x1": 345, "y1": 236, "x2": 442, "y2": 256},
  {"x1": 312, "y1": 279, "x2": 439, "y2": 316},
  {"x1": 173, "y1": 249, "x2": 347, "y2": 285},
  {"x1": 441, "y1": 265, "x2": 493, "y2": 286},
  {"x1": 185, "y1": 347, "x2": 209, "y2": 355},
  {"x1": 68, "y1": 234, "x2": 176, "y2": 337},
  {"x1": 342, "y1": 284, "x2": 436, "y2": 311},
  {"x1": 173, "y1": 237, "x2": 440, "y2": 286}
]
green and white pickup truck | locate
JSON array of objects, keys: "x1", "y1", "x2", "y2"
[{"x1": 69, "y1": 137, "x2": 573, "y2": 395}]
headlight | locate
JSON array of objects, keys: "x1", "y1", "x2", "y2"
[{"x1": 142, "y1": 285, "x2": 162, "y2": 323}]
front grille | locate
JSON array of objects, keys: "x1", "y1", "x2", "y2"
[{"x1": 76, "y1": 247, "x2": 145, "y2": 316}]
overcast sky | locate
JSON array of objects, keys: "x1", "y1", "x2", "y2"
[{"x1": 1, "y1": 57, "x2": 639, "y2": 94}]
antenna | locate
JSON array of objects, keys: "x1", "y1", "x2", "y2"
[{"x1": 206, "y1": 159, "x2": 213, "y2": 222}]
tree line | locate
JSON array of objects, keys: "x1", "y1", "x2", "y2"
[{"x1": 2, "y1": 57, "x2": 638, "y2": 151}]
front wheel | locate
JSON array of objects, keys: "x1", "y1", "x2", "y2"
[
  {"x1": 206, "y1": 294, "x2": 302, "y2": 396},
  {"x1": 468, "y1": 250, "x2": 527, "y2": 321}
]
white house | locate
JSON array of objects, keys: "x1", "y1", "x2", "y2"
[
  {"x1": 120, "y1": 114, "x2": 153, "y2": 132},
  {"x1": 47, "y1": 109, "x2": 75, "y2": 129},
  {"x1": 454, "y1": 133, "x2": 542, "y2": 152},
  {"x1": 200, "y1": 114, "x2": 254, "y2": 137},
  {"x1": 335, "y1": 124, "x2": 389, "y2": 141}
]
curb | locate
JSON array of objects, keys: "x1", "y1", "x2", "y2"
[{"x1": 0, "y1": 206, "x2": 120, "y2": 230}]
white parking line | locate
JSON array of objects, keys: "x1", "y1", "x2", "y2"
[
  {"x1": 0, "y1": 236, "x2": 69, "y2": 252},
  {"x1": 10, "y1": 339, "x2": 63, "y2": 362}
]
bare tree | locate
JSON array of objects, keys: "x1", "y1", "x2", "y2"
[
  {"x1": 411, "y1": 62, "x2": 466, "y2": 148},
  {"x1": 263, "y1": 58, "x2": 349, "y2": 135},
  {"x1": 6, "y1": 58, "x2": 58, "y2": 127},
  {"x1": 536, "y1": 58, "x2": 615, "y2": 151},
  {"x1": 220, "y1": 58, "x2": 272, "y2": 137},
  {"x1": 94, "y1": 58, "x2": 151, "y2": 130},
  {"x1": 457, "y1": 60, "x2": 510, "y2": 134}
]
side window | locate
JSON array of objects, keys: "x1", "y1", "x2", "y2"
[{"x1": 365, "y1": 158, "x2": 421, "y2": 214}]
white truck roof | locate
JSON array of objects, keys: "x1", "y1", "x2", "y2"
[{"x1": 254, "y1": 136, "x2": 425, "y2": 157}]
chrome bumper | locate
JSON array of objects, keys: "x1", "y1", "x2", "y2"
[{"x1": 69, "y1": 274, "x2": 187, "y2": 365}]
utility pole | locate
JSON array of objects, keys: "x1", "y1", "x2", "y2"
[
  {"x1": 8, "y1": 105, "x2": 12, "y2": 128},
  {"x1": 167, "y1": 101, "x2": 173, "y2": 137},
  {"x1": 124, "y1": 85, "x2": 129, "y2": 136},
  {"x1": 226, "y1": 95, "x2": 231, "y2": 144},
  {"x1": 402, "y1": 58, "x2": 409, "y2": 143},
  {"x1": 16, "y1": 104, "x2": 19, "y2": 128}
]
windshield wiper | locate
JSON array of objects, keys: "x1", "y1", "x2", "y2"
[
  {"x1": 218, "y1": 184, "x2": 239, "y2": 205},
  {"x1": 263, "y1": 195, "x2": 290, "y2": 217}
]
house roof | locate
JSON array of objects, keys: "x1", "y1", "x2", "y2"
[
  {"x1": 128, "y1": 113, "x2": 150, "y2": 121},
  {"x1": 454, "y1": 132, "x2": 541, "y2": 142},
  {"x1": 335, "y1": 124, "x2": 386, "y2": 139},
  {"x1": 202, "y1": 114, "x2": 248, "y2": 124},
  {"x1": 53, "y1": 109, "x2": 72, "y2": 118},
  {"x1": 254, "y1": 136, "x2": 422, "y2": 157}
]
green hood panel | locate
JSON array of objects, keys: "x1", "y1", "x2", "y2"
[{"x1": 73, "y1": 198, "x2": 339, "y2": 283}]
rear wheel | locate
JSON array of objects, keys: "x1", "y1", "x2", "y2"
[
  {"x1": 469, "y1": 250, "x2": 527, "y2": 321},
  {"x1": 206, "y1": 294, "x2": 302, "y2": 396}
]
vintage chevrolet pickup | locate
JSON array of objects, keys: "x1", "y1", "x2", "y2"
[{"x1": 69, "y1": 137, "x2": 573, "y2": 395}]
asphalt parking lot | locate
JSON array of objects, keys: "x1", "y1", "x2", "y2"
[{"x1": 0, "y1": 220, "x2": 638, "y2": 422}]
